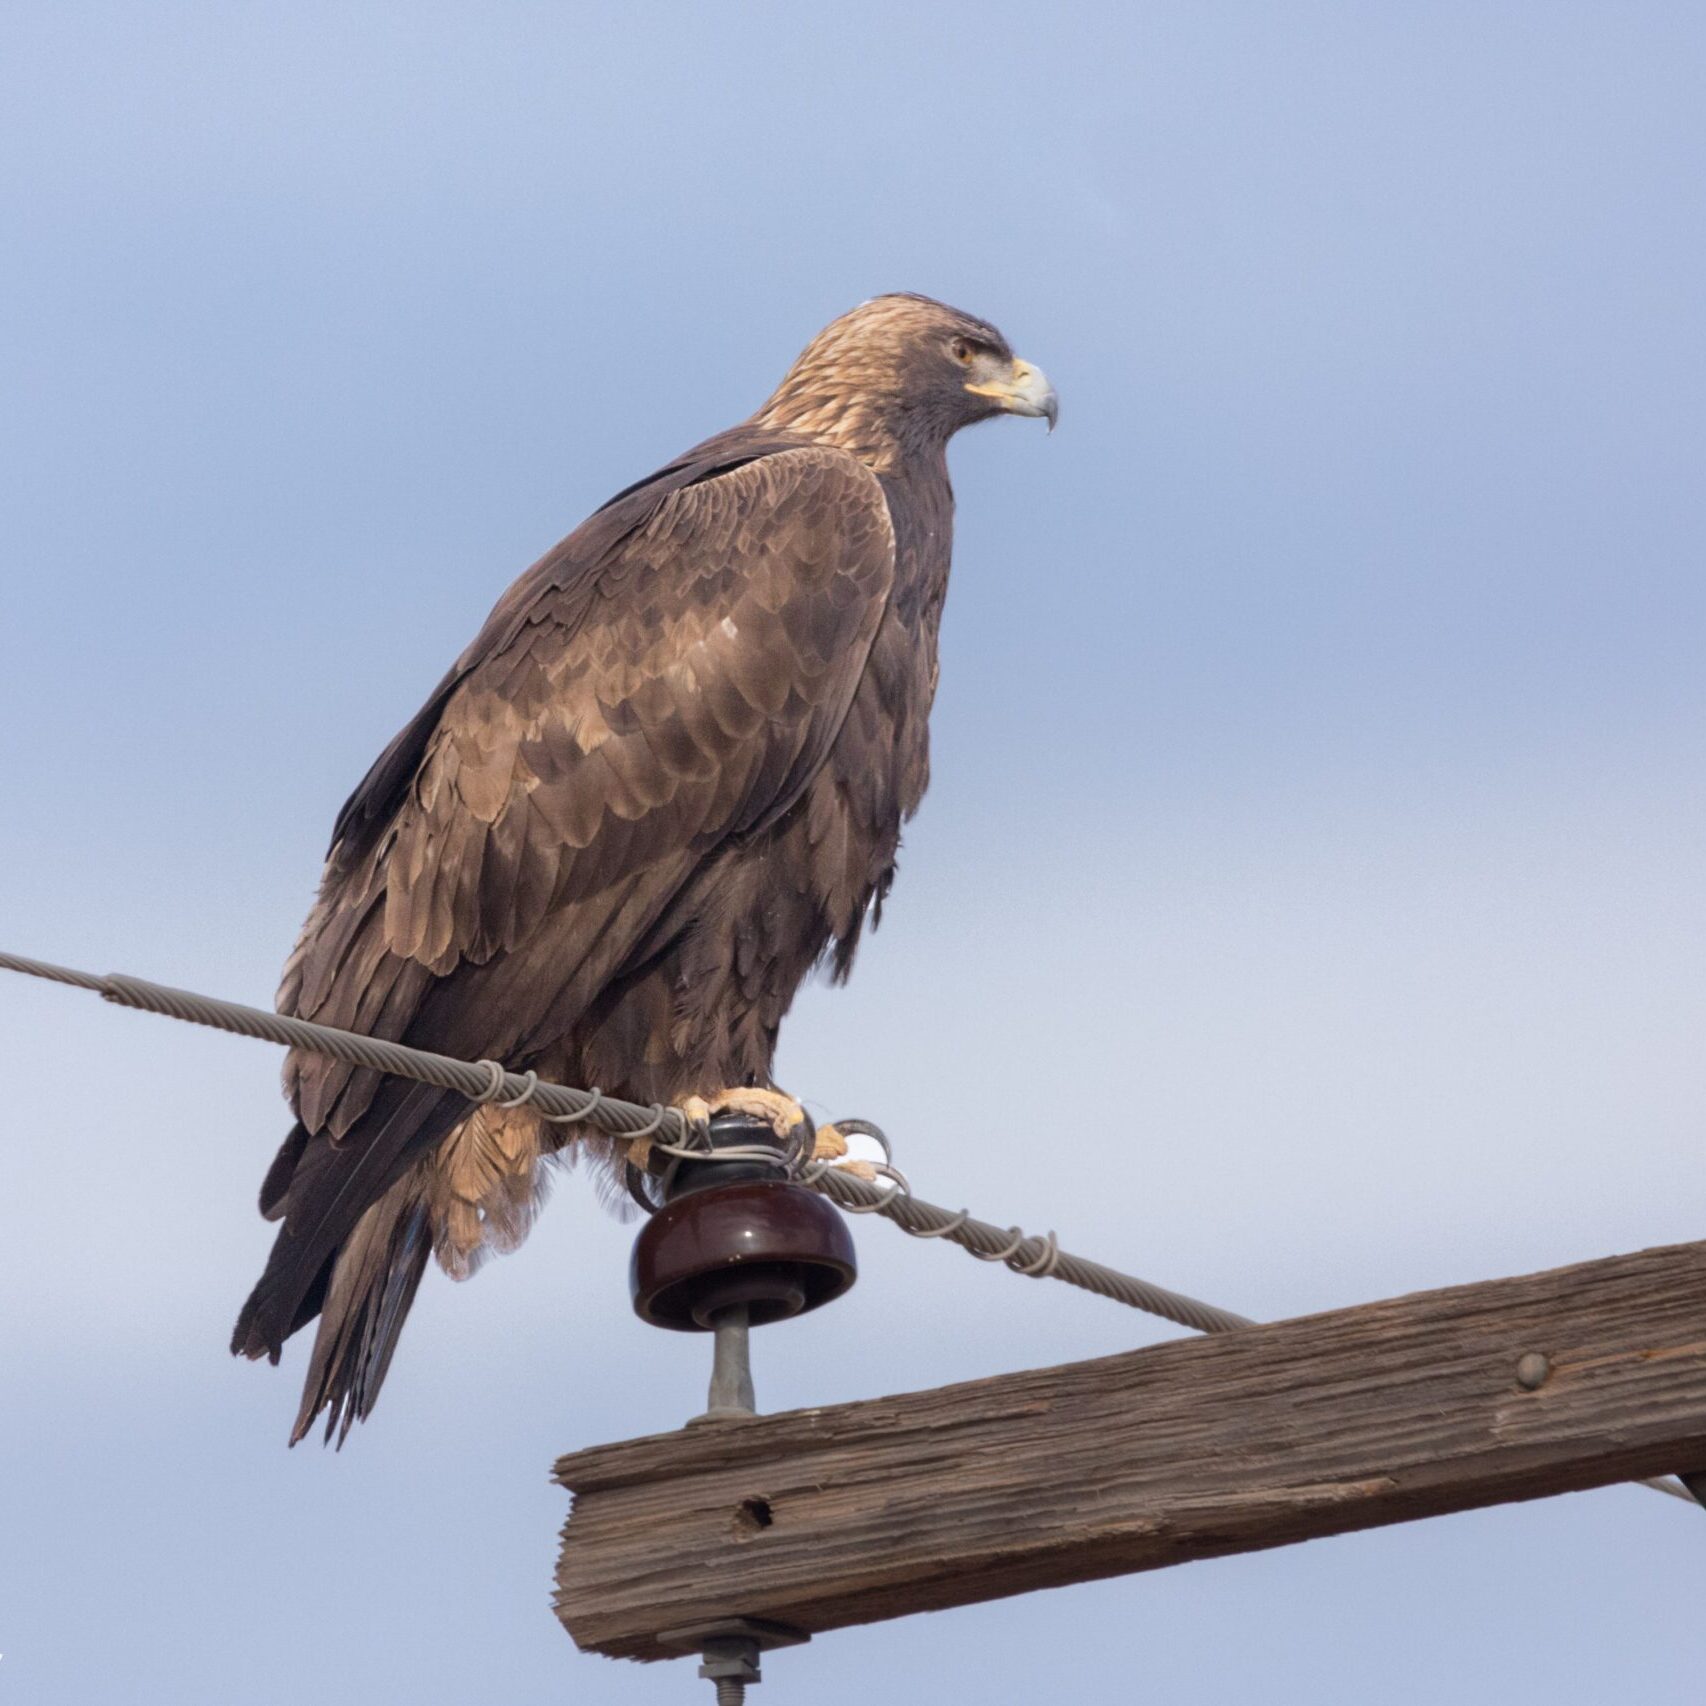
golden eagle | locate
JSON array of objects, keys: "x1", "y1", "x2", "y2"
[{"x1": 233, "y1": 294, "x2": 1056, "y2": 1441}]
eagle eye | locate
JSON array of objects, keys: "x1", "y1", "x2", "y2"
[{"x1": 950, "y1": 338, "x2": 976, "y2": 365}]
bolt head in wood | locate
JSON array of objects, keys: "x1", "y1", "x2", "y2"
[{"x1": 1515, "y1": 1352, "x2": 1551, "y2": 1390}]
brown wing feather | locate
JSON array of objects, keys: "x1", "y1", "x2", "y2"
[{"x1": 235, "y1": 438, "x2": 897, "y2": 1439}]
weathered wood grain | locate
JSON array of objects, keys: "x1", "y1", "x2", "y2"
[{"x1": 554, "y1": 1239, "x2": 1706, "y2": 1660}]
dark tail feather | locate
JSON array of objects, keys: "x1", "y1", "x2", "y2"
[
  {"x1": 289, "y1": 1177, "x2": 434, "y2": 1446},
  {"x1": 258, "y1": 1120, "x2": 312, "y2": 1221},
  {"x1": 231, "y1": 1080, "x2": 467, "y2": 1443}
]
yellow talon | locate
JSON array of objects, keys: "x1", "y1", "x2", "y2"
[
  {"x1": 676, "y1": 1086, "x2": 807, "y2": 1142},
  {"x1": 812, "y1": 1122, "x2": 848, "y2": 1162}
]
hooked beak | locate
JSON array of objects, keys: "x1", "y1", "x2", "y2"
[{"x1": 965, "y1": 356, "x2": 1059, "y2": 431}]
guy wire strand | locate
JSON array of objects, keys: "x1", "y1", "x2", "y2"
[{"x1": 0, "y1": 946, "x2": 1694, "y2": 1507}]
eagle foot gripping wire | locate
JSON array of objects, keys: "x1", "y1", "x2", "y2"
[{"x1": 621, "y1": 1109, "x2": 905, "y2": 1214}]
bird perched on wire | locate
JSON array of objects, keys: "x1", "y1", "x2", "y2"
[{"x1": 232, "y1": 293, "x2": 1057, "y2": 1442}]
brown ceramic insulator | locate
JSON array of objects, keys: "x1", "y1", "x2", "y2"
[{"x1": 630, "y1": 1179, "x2": 857, "y2": 1331}]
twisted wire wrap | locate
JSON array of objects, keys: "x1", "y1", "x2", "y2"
[
  {"x1": 0, "y1": 944, "x2": 1696, "y2": 1506},
  {"x1": 808, "y1": 1168, "x2": 1253, "y2": 1332}
]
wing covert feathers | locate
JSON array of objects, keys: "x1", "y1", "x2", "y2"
[{"x1": 238, "y1": 437, "x2": 899, "y2": 1441}]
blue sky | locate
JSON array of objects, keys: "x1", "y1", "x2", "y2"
[{"x1": 2, "y1": 4, "x2": 1704, "y2": 1701}]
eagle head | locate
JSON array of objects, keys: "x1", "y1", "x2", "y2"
[{"x1": 756, "y1": 294, "x2": 1057, "y2": 466}]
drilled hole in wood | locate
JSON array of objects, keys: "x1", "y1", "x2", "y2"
[{"x1": 733, "y1": 1496, "x2": 774, "y2": 1536}]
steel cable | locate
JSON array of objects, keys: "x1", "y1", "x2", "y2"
[{"x1": 0, "y1": 946, "x2": 1692, "y2": 1504}]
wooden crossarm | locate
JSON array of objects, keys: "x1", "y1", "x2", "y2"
[{"x1": 554, "y1": 1238, "x2": 1706, "y2": 1661}]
